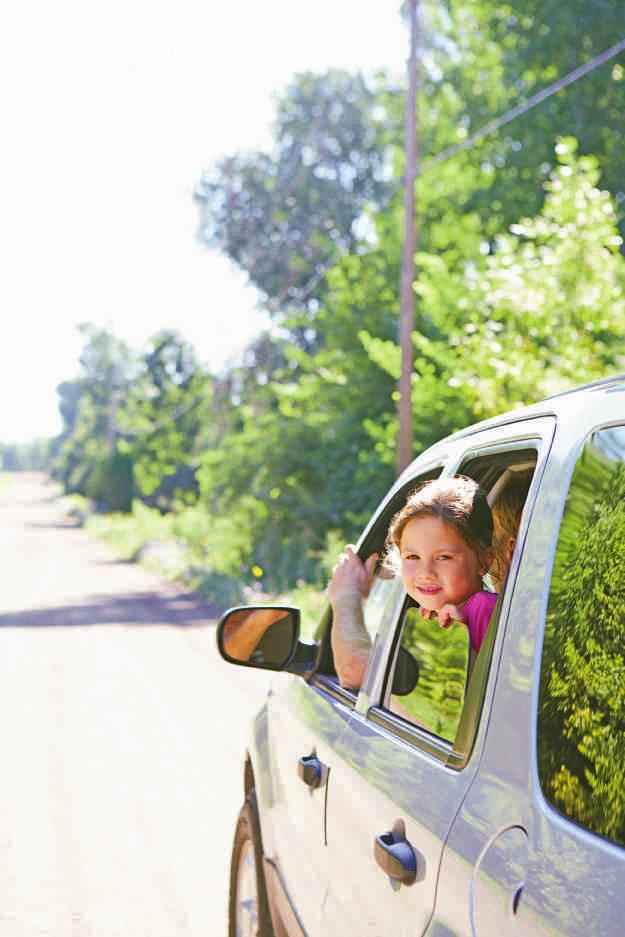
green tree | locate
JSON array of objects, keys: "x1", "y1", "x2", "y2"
[
  {"x1": 404, "y1": 141, "x2": 625, "y2": 425},
  {"x1": 51, "y1": 325, "x2": 135, "y2": 496},
  {"x1": 122, "y1": 331, "x2": 213, "y2": 505},
  {"x1": 421, "y1": 0, "x2": 625, "y2": 238},
  {"x1": 195, "y1": 70, "x2": 398, "y2": 346}
]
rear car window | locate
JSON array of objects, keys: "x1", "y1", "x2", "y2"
[{"x1": 537, "y1": 425, "x2": 625, "y2": 848}]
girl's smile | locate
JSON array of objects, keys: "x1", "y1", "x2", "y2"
[{"x1": 399, "y1": 515, "x2": 487, "y2": 612}]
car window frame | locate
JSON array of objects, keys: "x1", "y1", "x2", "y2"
[{"x1": 361, "y1": 416, "x2": 556, "y2": 769}]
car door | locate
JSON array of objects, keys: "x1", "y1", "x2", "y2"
[
  {"x1": 431, "y1": 403, "x2": 625, "y2": 937},
  {"x1": 314, "y1": 457, "x2": 466, "y2": 937},
  {"x1": 319, "y1": 418, "x2": 555, "y2": 937},
  {"x1": 261, "y1": 555, "x2": 407, "y2": 936}
]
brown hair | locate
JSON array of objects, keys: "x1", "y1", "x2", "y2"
[
  {"x1": 387, "y1": 475, "x2": 493, "y2": 559},
  {"x1": 490, "y1": 469, "x2": 533, "y2": 585}
]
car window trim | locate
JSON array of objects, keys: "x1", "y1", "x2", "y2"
[
  {"x1": 311, "y1": 672, "x2": 360, "y2": 707},
  {"x1": 366, "y1": 705, "x2": 464, "y2": 768}
]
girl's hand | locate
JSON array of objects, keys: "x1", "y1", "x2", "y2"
[
  {"x1": 328, "y1": 545, "x2": 379, "y2": 603},
  {"x1": 437, "y1": 603, "x2": 466, "y2": 629}
]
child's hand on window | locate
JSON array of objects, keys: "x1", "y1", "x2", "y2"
[{"x1": 436, "y1": 604, "x2": 466, "y2": 629}]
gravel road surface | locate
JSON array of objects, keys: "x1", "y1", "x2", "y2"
[{"x1": 0, "y1": 474, "x2": 270, "y2": 937}]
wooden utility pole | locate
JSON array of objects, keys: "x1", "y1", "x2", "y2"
[
  {"x1": 107, "y1": 363, "x2": 122, "y2": 457},
  {"x1": 397, "y1": 0, "x2": 419, "y2": 474}
]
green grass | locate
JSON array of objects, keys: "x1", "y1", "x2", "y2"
[
  {"x1": 86, "y1": 502, "x2": 174, "y2": 560},
  {"x1": 72, "y1": 497, "x2": 331, "y2": 631}
]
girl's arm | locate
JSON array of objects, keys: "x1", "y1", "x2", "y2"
[{"x1": 328, "y1": 546, "x2": 378, "y2": 690}]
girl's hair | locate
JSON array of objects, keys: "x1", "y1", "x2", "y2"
[
  {"x1": 387, "y1": 475, "x2": 493, "y2": 559},
  {"x1": 490, "y1": 469, "x2": 533, "y2": 585}
]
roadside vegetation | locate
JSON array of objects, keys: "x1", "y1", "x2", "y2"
[{"x1": 7, "y1": 2, "x2": 625, "y2": 615}]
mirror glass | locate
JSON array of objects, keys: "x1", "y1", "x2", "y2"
[
  {"x1": 389, "y1": 607, "x2": 470, "y2": 741},
  {"x1": 218, "y1": 607, "x2": 299, "y2": 669}
]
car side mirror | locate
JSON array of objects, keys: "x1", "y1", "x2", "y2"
[{"x1": 217, "y1": 605, "x2": 309, "y2": 672}]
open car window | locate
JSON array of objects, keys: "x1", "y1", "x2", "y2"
[{"x1": 377, "y1": 444, "x2": 539, "y2": 763}]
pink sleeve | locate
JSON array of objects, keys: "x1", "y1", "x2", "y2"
[{"x1": 463, "y1": 591, "x2": 498, "y2": 653}]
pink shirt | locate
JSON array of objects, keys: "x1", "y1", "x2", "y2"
[{"x1": 463, "y1": 591, "x2": 498, "y2": 652}]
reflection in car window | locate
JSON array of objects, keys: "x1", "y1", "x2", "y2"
[
  {"x1": 362, "y1": 568, "x2": 399, "y2": 643},
  {"x1": 537, "y1": 425, "x2": 625, "y2": 848},
  {"x1": 388, "y1": 608, "x2": 470, "y2": 741}
]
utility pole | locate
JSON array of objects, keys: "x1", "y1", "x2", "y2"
[
  {"x1": 397, "y1": 0, "x2": 419, "y2": 474},
  {"x1": 107, "y1": 363, "x2": 122, "y2": 457}
]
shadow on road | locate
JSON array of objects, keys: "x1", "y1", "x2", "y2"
[
  {"x1": 25, "y1": 519, "x2": 82, "y2": 531},
  {"x1": 0, "y1": 591, "x2": 221, "y2": 629}
]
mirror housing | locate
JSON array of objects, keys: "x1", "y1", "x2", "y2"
[
  {"x1": 217, "y1": 605, "x2": 316, "y2": 674},
  {"x1": 391, "y1": 645, "x2": 420, "y2": 696}
]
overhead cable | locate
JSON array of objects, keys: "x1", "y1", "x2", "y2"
[{"x1": 420, "y1": 36, "x2": 625, "y2": 175}]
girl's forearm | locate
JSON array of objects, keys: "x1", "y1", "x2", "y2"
[{"x1": 330, "y1": 593, "x2": 371, "y2": 690}]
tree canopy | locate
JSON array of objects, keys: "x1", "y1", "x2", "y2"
[{"x1": 48, "y1": 5, "x2": 625, "y2": 592}]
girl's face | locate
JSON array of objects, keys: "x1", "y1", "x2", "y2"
[{"x1": 399, "y1": 515, "x2": 487, "y2": 612}]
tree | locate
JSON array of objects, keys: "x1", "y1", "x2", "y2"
[
  {"x1": 420, "y1": 0, "x2": 625, "y2": 239},
  {"x1": 51, "y1": 325, "x2": 134, "y2": 496},
  {"x1": 406, "y1": 141, "x2": 625, "y2": 423},
  {"x1": 195, "y1": 70, "x2": 398, "y2": 347},
  {"x1": 122, "y1": 331, "x2": 213, "y2": 504}
]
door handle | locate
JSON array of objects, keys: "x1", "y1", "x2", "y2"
[
  {"x1": 374, "y1": 819, "x2": 419, "y2": 886},
  {"x1": 297, "y1": 754, "x2": 327, "y2": 789}
]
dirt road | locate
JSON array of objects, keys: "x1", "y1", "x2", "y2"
[{"x1": 0, "y1": 474, "x2": 269, "y2": 937}]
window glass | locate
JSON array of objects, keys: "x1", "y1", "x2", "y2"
[
  {"x1": 389, "y1": 608, "x2": 470, "y2": 741},
  {"x1": 537, "y1": 426, "x2": 625, "y2": 847},
  {"x1": 362, "y1": 565, "x2": 399, "y2": 643}
]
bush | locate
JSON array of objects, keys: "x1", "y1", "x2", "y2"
[
  {"x1": 85, "y1": 452, "x2": 134, "y2": 513},
  {"x1": 184, "y1": 569, "x2": 244, "y2": 613}
]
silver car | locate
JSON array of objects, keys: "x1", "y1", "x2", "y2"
[{"x1": 217, "y1": 374, "x2": 625, "y2": 937}]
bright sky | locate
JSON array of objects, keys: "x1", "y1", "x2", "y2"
[{"x1": 1, "y1": 1, "x2": 405, "y2": 443}]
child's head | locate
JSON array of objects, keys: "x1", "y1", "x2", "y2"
[
  {"x1": 490, "y1": 469, "x2": 533, "y2": 588},
  {"x1": 386, "y1": 476, "x2": 494, "y2": 612}
]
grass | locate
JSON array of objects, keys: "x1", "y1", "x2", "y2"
[{"x1": 73, "y1": 498, "x2": 330, "y2": 635}]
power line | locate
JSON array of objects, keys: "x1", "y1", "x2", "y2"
[
  {"x1": 288, "y1": 37, "x2": 625, "y2": 311},
  {"x1": 202, "y1": 35, "x2": 625, "y2": 327},
  {"x1": 420, "y1": 36, "x2": 625, "y2": 175}
]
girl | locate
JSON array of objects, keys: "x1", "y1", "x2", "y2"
[
  {"x1": 329, "y1": 475, "x2": 496, "y2": 689},
  {"x1": 386, "y1": 475, "x2": 496, "y2": 654}
]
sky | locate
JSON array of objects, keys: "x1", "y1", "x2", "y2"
[{"x1": 0, "y1": 1, "x2": 406, "y2": 444}]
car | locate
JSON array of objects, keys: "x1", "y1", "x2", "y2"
[{"x1": 216, "y1": 373, "x2": 625, "y2": 937}]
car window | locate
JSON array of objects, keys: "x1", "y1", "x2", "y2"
[
  {"x1": 537, "y1": 424, "x2": 625, "y2": 848},
  {"x1": 380, "y1": 446, "x2": 538, "y2": 757}
]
